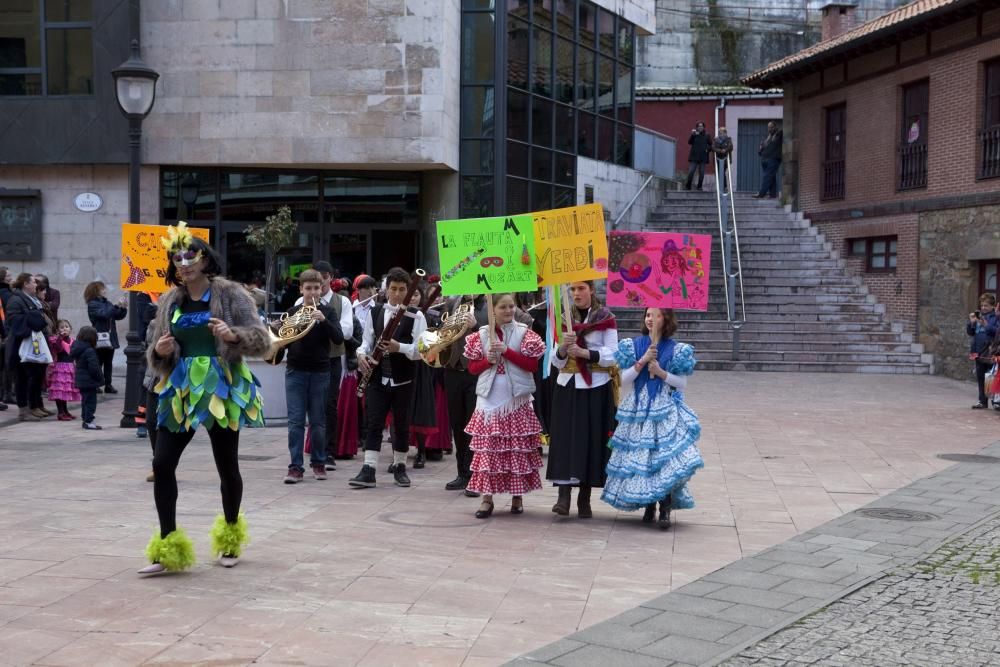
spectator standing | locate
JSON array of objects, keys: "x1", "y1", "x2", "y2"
[
  {"x1": 712, "y1": 127, "x2": 734, "y2": 193},
  {"x1": 754, "y1": 121, "x2": 783, "y2": 199},
  {"x1": 47, "y1": 319, "x2": 81, "y2": 420},
  {"x1": 72, "y1": 326, "x2": 105, "y2": 430},
  {"x1": 35, "y1": 274, "x2": 60, "y2": 322},
  {"x1": 685, "y1": 122, "x2": 712, "y2": 191},
  {"x1": 0, "y1": 267, "x2": 15, "y2": 406},
  {"x1": 5, "y1": 273, "x2": 53, "y2": 421},
  {"x1": 967, "y1": 293, "x2": 998, "y2": 409},
  {"x1": 85, "y1": 281, "x2": 128, "y2": 394}
]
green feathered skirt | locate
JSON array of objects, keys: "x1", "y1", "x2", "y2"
[{"x1": 156, "y1": 356, "x2": 264, "y2": 432}]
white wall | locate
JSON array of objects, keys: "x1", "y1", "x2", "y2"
[{"x1": 576, "y1": 157, "x2": 661, "y2": 230}]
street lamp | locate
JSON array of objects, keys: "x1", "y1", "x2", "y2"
[
  {"x1": 180, "y1": 175, "x2": 199, "y2": 219},
  {"x1": 112, "y1": 39, "x2": 159, "y2": 428}
]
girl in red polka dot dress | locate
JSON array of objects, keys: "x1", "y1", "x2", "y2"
[{"x1": 463, "y1": 293, "x2": 546, "y2": 518}]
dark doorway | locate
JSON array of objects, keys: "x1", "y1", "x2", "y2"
[{"x1": 736, "y1": 119, "x2": 783, "y2": 193}]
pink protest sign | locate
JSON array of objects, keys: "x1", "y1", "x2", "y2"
[{"x1": 606, "y1": 231, "x2": 712, "y2": 311}]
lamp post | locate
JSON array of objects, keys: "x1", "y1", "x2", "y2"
[{"x1": 112, "y1": 39, "x2": 159, "y2": 428}]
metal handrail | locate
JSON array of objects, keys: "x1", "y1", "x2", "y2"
[
  {"x1": 611, "y1": 173, "x2": 655, "y2": 230},
  {"x1": 713, "y1": 154, "x2": 746, "y2": 359},
  {"x1": 726, "y1": 155, "x2": 747, "y2": 329}
]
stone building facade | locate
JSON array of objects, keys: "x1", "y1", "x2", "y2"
[
  {"x1": 0, "y1": 0, "x2": 657, "y2": 345},
  {"x1": 744, "y1": 0, "x2": 1000, "y2": 378}
]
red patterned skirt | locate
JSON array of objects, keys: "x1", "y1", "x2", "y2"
[
  {"x1": 47, "y1": 362, "x2": 81, "y2": 402},
  {"x1": 466, "y1": 397, "x2": 543, "y2": 496}
]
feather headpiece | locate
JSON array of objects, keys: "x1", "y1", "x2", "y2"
[{"x1": 161, "y1": 221, "x2": 194, "y2": 252}]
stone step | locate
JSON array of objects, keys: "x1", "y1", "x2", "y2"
[
  {"x1": 695, "y1": 359, "x2": 931, "y2": 374},
  {"x1": 696, "y1": 348, "x2": 923, "y2": 363},
  {"x1": 624, "y1": 191, "x2": 932, "y2": 375},
  {"x1": 739, "y1": 260, "x2": 843, "y2": 269},
  {"x1": 674, "y1": 338, "x2": 920, "y2": 353},
  {"x1": 619, "y1": 312, "x2": 891, "y2": 325}
]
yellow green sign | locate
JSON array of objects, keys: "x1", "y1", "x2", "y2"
[{"x1": 436, "y1": 215, "x2": 537, "y2": 295}]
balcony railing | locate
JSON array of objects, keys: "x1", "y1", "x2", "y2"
[
  {"x1": 897, "y1": 142, "x2": 927, "y2": 190},
  {"x1": 980, "y1": 127, "x2": 1000, "y2": 179},
  {"x1": 821, "y1": 158, "x2": 845, "y2": 200}
]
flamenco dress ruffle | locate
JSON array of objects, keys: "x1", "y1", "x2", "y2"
[
  {"x1": 601, "y1": 340, "x2": 704, "y2": 512},
  {"x1": 466, "y1": 393, "x2": 543, "y2": 496}
]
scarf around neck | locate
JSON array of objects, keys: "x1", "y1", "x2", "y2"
[{"x1": 569, "y1": 304, "x2": 616, "y2": 385}]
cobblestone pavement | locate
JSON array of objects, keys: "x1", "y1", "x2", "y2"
[
  {"x1": 512, "y1": 441, "x2": 1000, "y2": 667},
  {"x1": 722, "y1": 512, "x2": 1000, "y2": 667}
]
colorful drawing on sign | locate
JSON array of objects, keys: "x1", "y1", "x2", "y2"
[
  {"x1": 533, "y1": 203, "x2": 609, "y2": 286},
  {"x1": 120, "y1": 223, "x2": 210, "y2": 293},
  {"x1": 606, "y1": 231, "x2": 712, "y2": 311},
  {"x1": 436, "y1": 215, "x2": 537, "y2": 295}
]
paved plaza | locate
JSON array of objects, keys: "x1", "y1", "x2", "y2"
[{"x1": 0, "y1": 371, "x2": 997, "y2": 666}]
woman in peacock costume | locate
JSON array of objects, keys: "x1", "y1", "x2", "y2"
[
  {"x1": 139, "y1": 222, "x2": 269, "y2": 574},
  {"x1": 601, "y1": 307, "x2": 703, "y2": 529}
]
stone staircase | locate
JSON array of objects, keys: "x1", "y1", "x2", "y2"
[{"x1": 611, "y1": 190, "x2": 934, "y2": 374}]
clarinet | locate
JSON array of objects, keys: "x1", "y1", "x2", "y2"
[{"x1": 356, "y1": 269, "x2": 425, "y2": 397}]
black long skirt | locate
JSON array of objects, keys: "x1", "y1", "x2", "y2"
[
  {"x1": 409, "y1": 362, "x2": 437, "y2": 432},
  {"x1": 545, "y1": 378, "x2": 615, "y2": 487}
]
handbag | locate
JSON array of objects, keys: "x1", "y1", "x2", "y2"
[
  {"x1": 96, "y1": 331, "x2": 113, "y2": 349},
  {"x1": 19, "y1": 330, "x2": 54, "y2": 364}
]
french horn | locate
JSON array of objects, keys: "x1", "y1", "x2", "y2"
[
  {"x1": 263, "y1": 304, "x2": 318, "y2": 363},
  {"x1": 417, "y1": 301, "x2": 474, "y2": 367}
]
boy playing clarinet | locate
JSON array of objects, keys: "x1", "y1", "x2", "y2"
[{"x1": 350, "y1": 267, "x2": 427, "y2": 488}]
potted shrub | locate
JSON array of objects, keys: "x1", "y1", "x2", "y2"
[{"x1": 244, "y1": 205, "x2": 297, "y2": 423}]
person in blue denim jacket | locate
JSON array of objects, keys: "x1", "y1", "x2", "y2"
[{"x1": 966, "y1": 292, "x2": 998, "y2": 409}]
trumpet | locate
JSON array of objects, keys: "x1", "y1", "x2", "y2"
[
  {"x1": 262, "y1": 303, "x2": 319, "y2": 363},
  {"x1": 417, "y1": 301, "x2": 475, "y2": 367}
]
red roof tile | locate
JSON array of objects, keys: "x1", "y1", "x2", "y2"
[{"x1": 743, "y1": 0, "x2": 979, "y2": 87}]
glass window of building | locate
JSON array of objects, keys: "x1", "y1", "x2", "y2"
[
  {"x1": 0, "y1": 0, "x2": 94, "y2": 96},
  {"x1": 459, "y1": 0, "x2": 635, "y2": 216},
  {"x1": 160, "y1": 169, "x2": 420, "y2": 284}
]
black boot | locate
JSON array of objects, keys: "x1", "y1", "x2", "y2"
[
  {"x1": 642, "y1": 503, "x2": 656, "y2": 523},
  {"x1": 658, "y1": 501, "x2": 671, "y2": 530},
  {"x1": 414, "y1": 444, "x2": 425, "y2": 469},
  {"x1": 552, "y1": 485, "x2": 571, "y2": 515},
  {"x1": 577, "y1": 485, "x2": 593, "y2": 518}
]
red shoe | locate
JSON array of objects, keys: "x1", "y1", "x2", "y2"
[
  {"x1": 57, "y1": 413, "x2": 73, "y2": 421},
  {"x1": 66, "y1": 412, "x2": 77, "y2": 420}
]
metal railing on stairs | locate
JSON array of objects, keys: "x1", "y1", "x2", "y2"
[{"x1": 713, "y1": 154, "x2": 747, "y2": 359}]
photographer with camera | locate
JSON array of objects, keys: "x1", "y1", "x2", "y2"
[{"x1": 966, "y1": 292, "x2": 998, "y2": 409}]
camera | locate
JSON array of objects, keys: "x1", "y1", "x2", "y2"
[{"x1": 975, "y1": 310, "x2": 982, "y2": 318}]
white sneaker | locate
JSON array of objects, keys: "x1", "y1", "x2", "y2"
[
  {"x1": 137, "y1": 563, "x2": 167, "y2": 575},
  {"x1": 218, "y1": 554, "x2": 239, "y2": 568}
]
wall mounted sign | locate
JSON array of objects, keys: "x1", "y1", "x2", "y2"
[{"x1": 74, "y1": 192, "x2": 103, "y2": 212}]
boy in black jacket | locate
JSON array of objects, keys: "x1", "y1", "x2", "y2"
[
  {"x1": 72, "y1": 326, "x2": 105, "y2": 430},
  {"x1": 273, "y1": 270, "x2": 344, "y2": 483}
]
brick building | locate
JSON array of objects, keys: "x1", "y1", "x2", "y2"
[
  {"x1": 744, "y1": 0, "x2": 1000, "y2": 379},
  {"x1": 635, "y1": 86, "x2": 783, "y2": 189}
]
